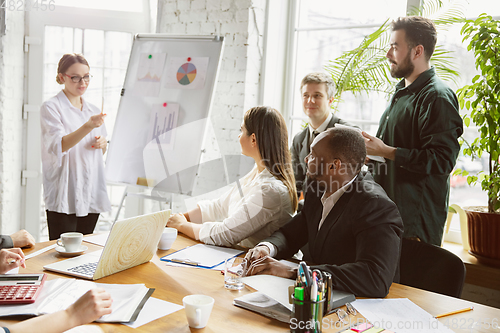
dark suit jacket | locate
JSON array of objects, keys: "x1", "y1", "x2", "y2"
[
  {"x1": 291, "y1": 114, "x2": 353, "y2": 193},
  {"x1": 264, "y1": 171, "x2": 403, "y2": 298},
  {"x1": 0, "y1": 235, "x2": 13, "y2": 249}
]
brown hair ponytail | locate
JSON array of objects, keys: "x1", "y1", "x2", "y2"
[{"x1": 244, "y1": 106, "x2": 298, "y2": 212}]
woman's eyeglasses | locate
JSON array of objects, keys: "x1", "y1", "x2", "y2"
[{"x1": 64, "y1": 74, "x2": 92, "y2": 83}]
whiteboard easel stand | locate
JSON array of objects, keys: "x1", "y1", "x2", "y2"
[{"x1": 114, "y1": 189, "x2": 173, "y2": 222}]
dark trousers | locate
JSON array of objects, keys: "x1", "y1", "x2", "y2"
[{"x1": 46, "y1": 211, "x2": 100, "y2": 240}]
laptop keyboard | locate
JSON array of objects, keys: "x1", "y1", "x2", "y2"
[{"x1": 67, "y1": 262, "x2": 98, "y2": 277}]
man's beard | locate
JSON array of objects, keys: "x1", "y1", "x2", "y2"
[{"x1": 389, "y1": 51, "x2": 414, "y2": 79}]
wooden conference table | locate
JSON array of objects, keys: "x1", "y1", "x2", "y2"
[{"x1": 1, "y1": 235, "x2": 499, "y2": 332}]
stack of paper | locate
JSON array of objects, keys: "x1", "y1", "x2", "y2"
[
  {"x1": 161, "y1": 244, "x2": 243, "y2": 268},
  {"x1": 0, "y1": 279, "x2": 152, "y2": 323}
]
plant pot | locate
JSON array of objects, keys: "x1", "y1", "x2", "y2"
[{"x1": 466, "y1": 207, "x2": 500, "y2": 267}]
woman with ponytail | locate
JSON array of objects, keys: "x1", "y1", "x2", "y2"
[{"x1": 167, "y1": 106, "x2": 297, "y2": 248}]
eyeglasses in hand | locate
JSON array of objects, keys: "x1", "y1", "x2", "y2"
[{"x1": 64, "y1": 74, "x2": 92, "y2": 83}]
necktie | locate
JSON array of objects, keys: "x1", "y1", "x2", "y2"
[{"x1": 310, "y1": 130, "x2": 320, "y2": 146}]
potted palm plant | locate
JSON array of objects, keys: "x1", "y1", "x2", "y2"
[{"x1": 456, "y1": 13, "x2": 500, "y2": 266}]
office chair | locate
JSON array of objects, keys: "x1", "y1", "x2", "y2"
[{"x1": 399, "y1": 238, "x2": 466, "y2": 298}]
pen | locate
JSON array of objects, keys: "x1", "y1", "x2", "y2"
[
  {"x1": 170, "y1": 258, "x2": 200, "y2": 266},
  {"x1": 434, "y1": 306, "x2": 474, "y2": 318}
]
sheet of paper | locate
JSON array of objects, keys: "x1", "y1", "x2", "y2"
[
  {"x1": 146, "y1": 103, "x2": 179, "y2": 150},
  {"x1": 161, "y1": 244, "x2": 243, "y2": 268},
  {"x1": 240, "y1": 275, "x2": 295, "y2": 311},
  {"x1": 25, "y1": 243, "x2": 57, "y2": 259},
  {"x1": 334, "y1": 123, "x2": 386, "y2": 163},
  {"x1": 352, "y1": 298, "x2": 455, "y2": 333},
  {"x1": 124, "y1": 297, "x2": 184, "y2": 329},
  {"x1": 83, "y1": 232, "x2": 109, "y2": 247},
  {"x1": 133, "y1": 53, "x2": 167, "y2": 97}
]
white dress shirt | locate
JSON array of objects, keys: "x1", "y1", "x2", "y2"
[
  {"x1": 308, "y1": 112, "x2": 333, "y2": 145},
  {"x1": 40, "y1": 90, "x2": 111, "y2": 216},
  {"x1": 197, "y1": 166, "x2": 294, "y2": 248},
  {"x1": 261, "y1": 174, "x2": 357, "y2": 257}
]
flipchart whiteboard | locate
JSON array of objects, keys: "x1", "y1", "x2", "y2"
[{"x1": 105, "y1": 34, "x2": 241, "y2": 196}]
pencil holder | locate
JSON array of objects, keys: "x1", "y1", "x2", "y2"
[{"x1": 290, "y1": 294, "x2": 326, "y2": 333}]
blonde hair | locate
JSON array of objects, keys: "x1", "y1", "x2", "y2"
[
  {"x1": 300, "y1": 72, "x2": 335, "y2": 99},
  {"x1": 56, "y1": 53, "x2": 89, "y2": 84}
]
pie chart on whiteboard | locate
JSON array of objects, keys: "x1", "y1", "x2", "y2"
[{"x1": 176, "y1": 63, "x2": 197, "y2": 85}]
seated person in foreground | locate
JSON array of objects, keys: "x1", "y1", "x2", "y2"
[
  {"x1": 0, "y1": 230, "x2": 36, "y2": 250},
  {"x1": 0, "y1": 248, "x2": 112, "y2": 333},
  {"x1": 167, "y1": 106, "x2": 298, "y2": 248},
  {"x1": 245, "y1": 127, "x2": 403, "y2": 298}
]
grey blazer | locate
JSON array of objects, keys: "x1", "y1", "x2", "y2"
[{"x1": 290, "y1": 114, "x2": 354, "y2": 192}]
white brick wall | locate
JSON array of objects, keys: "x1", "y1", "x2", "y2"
[
  {"x1": 158, "y1": 0, "x2": 266, "y2": 211},
  {"x1": 0, "y1": 10, "x2": 25, "y2": 234}
]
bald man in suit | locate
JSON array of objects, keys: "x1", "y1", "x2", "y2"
[{"x1": 247, "y1": 128, "x2": 403, "y2": 298}]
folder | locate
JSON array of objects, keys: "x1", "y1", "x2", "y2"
[{"x1": 160, "y1": 244, "x2": 243, "y2": 269}]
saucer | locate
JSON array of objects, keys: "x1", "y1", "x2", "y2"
[{"x1": 55, "y1": 245, "x2": 88, "y2": 257}]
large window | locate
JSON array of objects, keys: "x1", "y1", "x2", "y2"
[{"x1": 289, "y1": 0, "x2": 407, "y2": 136}]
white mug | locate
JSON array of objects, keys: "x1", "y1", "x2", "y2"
[
  {"x1": 56, "y1": 232, "x2": 83, "y2": 252},
  {"x1": 182, "y1": 294, "x2": 214, "y2": 329},
  {"x1": 158, "y1": 227, "x2": 178, "y2": 250}
]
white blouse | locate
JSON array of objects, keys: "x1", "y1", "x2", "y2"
[
  {"x1": 197, "y1": 166, "x2": 294, "y2": 248},
  {"x1": 40, "y1": 90, "x2": 111, "y2": 216}
]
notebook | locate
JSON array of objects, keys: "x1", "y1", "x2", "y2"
[
  {"x1": 43, "y1": 210, "x2": 171, "y2": 280},
  {"x1": 236, "y1": 275, "x2": 355, "y2": 323}
]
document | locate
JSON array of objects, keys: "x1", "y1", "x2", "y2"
[
  {"x1": 124, "y1": 297, "x2": 184, "y2": 329},
  {"x1": 160, "y1": 244, "x2": 243, "y2": 268},
  {"x1": 352, "y1": 298, "x2": 455, "y2": 333},
  {"x1": 0, "y1": 279, "x2": 152, "y2": 323},
  {"x1": 234, "y1": 292, "x2": 290, "y2": 323}
]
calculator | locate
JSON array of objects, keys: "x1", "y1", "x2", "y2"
[{"x1": 0, "y1": 274, "x2": 47, "y2": 305}]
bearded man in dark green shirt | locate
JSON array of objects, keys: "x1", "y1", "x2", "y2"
[{"x1": 362, "y1": 16, "x2": 463, "y2": 246}]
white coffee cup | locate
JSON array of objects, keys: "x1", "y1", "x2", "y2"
[
  {"x1": 158, "y1": 227, "x2": 178, "y2": 250},
  {"x1": 56, "y1": 232, "x2": 83, "y2": 252},
  {"x1": 182, "y1": 294, "x2": 214, "y2": 329}
]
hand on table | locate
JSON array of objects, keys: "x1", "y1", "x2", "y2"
[
  {"x1": 244, "y1": 245, "x2": 270, "y2": 265},
  {"x1": 10, "y1": 229, "x2": 35, "y2": 248},
  {"x1": 66, "y1": 288, "x2": 113, "y2": 326},
  {"x1": 246, "y1": 256, "x2": 296, "y2": 279},
  {"x1": 0, "y1": 248, "x2": 26, "y2": 273}
]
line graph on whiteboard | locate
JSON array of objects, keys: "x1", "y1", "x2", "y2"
[{"x1": 133, "y1": 53, "x2": 167, "y2": 97}]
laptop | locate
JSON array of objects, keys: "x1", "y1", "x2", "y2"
[{"x1": 44, "y1": 210, "x2": 171, "y2": 280}]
